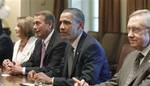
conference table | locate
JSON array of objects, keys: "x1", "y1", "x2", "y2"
[{"x1": 0, "y1": 68, "x2": 52, "y2": 86}]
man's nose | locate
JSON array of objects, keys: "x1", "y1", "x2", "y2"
[
  {"x1": 128, "y1": 30, "x2": 134, "y2": 37},
  {"x1": 60, "y1": 23, "x2": 65, "y2": 31},
  {"x1": 60, "y1": 23, "x2": 64, "y2": 29},
  {"x1": 33, "y1": 25, "x2": 37, "y2": 30}
]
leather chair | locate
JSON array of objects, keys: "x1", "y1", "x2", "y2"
[
  {"x1": 116, "y1": 43, "x2": 134, "y2": 72},
  {"x1": 101, "y1": 32, "x2": 121, "y2": 76},
  {"x1": 88, "y1": 31, "x2": 101, "y2": 42}
]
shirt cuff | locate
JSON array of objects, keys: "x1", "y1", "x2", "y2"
[
  {"x1": 22, "y1": 67, "x2": 26, "y2": 75},
  {"x1": 51, "y1": 77, "x2": 54, "y2": 85}
]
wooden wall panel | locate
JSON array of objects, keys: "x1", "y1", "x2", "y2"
[
  {"x1": 127, "y1": 0, "x2": 150, "y2": 20},
  {"x1": 127, "y1": 0, "x2": 135, "y2": 19},
  {"x1": 148, "y1": 0, "x2": 150, "y2": 9}
]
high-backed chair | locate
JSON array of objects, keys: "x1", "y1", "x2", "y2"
[
  {"x1": 101, "y1": 33, "x2": 121, "y2": 76},
  {"x1": 115, "y1": 33, "x2": 129, "y2": 67},
  {"x1": 87, "y1": 31, "x2": 99, "y2": 41},
  {"x1": 116, "y1": 43, "x2": 135, "y2": 72}
]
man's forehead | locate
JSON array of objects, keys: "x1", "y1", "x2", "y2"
[
  {"x1": 61, "y1": 12, "x2": 73, "y2": 18},
  {"x1": 128, "y1": 16, "x2": 144, "y2": 26},
  {"x1": 33, "y1": 15, "x2": 44, "y2": 22},
  {"x1": 34, "y1": 15, "x2": 45, "y2": 19}
]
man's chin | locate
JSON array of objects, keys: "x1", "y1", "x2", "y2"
[
  {"x1": 35, "y1": 34, "x2": 41, "y2": 38},
  {"x1": 60, "y1": 37, "x2": 69, "y2": 42},
  {"x1": 61, "y1": 37, "x2": 68, "y2": 40},
  {"x1": 130, "y1": 44, "x2": 141, "y2": 50}
]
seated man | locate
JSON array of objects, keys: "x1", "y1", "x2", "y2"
[
  {"x1": 29, "y1": 8, "x2": 111, "y2": 86},
  {"x1": 74, "y1": 9, "x2": 150, "y2": 86},
  {"x1": 3, "y1": 10, "x2": 66, "y2": 75}
]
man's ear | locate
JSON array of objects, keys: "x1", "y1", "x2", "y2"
[
  {"x1": 48, "y1": 21, "x2": 53, "y2": 29},
  {"x1": 77, "y1": 21, "x2": 84, "y2": 29}
]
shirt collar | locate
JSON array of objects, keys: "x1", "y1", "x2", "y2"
[
  {"x1": 71, "y1": 32, "x2": 83, "y2": 51},
  {"x1": 42, "y1": 29, "x2": 54, "y2": 49},
  {"x1": 140, "y1": 43, "x2": 150, "y2": 57}
]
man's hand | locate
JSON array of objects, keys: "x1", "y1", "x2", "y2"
[
  {"x1": 28, "y1": 70, "x2": 37, "y2": 81},
  {"x1": 73, "y1": 77, "x2": 89, "y2": 86},
  {"x1": 8, "y1": 65, "x2": 23, "y2": 75},
  {"x1": 2, "y1": 59, "x2": 15, "y2": 71},
  {"x1": 34, "y1": 72, "x2": 53, "y2": 84}
]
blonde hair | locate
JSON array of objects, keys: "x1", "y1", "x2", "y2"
[{"x1": 17, "y1": 16, "x2": 34, "y2": 37}]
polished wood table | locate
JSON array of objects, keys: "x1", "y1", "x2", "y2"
[
  {"x1": 0, "y1": 73, "x2": 27, "y2": 86},
  {"x1": 0, "y1": 72, "x2": 51, "y2": 86}
]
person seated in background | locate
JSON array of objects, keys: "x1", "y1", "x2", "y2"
[
  {"x1": 73, "y1": 9, "x2": 150, "y2": 86},
  {"x1": 28, "y1": 8, "x2": 111, "y2": 86},
  {"x1": 0, "y1": 0, "x2": 13, "y2": 65},
  {"x1": 3, "y1": 16, "x2": 37, "y2": 67},
  {"x1": 0, "y1": 19, "x2": 13, "y2": 65},
  {"x1": 3, "y1": 10, "x2": 66, "y2": 75},
  {"x1": 3, "y1": 27, "x2": 11, "y2": 36}
]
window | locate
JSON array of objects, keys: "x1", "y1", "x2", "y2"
[{"x1": 69, "y1": 0, "x2": 99, "y2": 32}]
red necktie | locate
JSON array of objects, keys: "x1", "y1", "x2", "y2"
[{"x1": 40, "y1": 42, "x2": 46, "y2": 68}]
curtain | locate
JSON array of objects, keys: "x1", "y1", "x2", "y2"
[
  {"x1": 99, "y1": 0, "x2": 121, "y2": 41},
  {"x1": 127, "y1": 0, "x2": 150, "y2": 20},
  {"x1": 53, "y1": 0, "x2": 66, "y2": 30}
]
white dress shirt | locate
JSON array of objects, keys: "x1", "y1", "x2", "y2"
[{"x1": 12, "y1": 36, "x2": 37, "y2": 64}]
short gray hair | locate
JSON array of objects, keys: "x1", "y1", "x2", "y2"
[
  {"x1": 129, "y1": 9, "x2": 150, "y2": 29},
  {"x1": 34, "y1": 10, "x2": 55, "y2": 29}
]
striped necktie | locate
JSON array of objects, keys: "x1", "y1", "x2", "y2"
[
  {"x1": 68, "y1": 46, "x2": 74, "y2": 78},
  {"x1": 135, "y1": 53, "x2": 144, "y2": 70},
  {"x1": 40, "y1": 42, "x2": 46, "y2": 68}
]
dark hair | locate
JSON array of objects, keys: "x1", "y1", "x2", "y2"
[{"x1": 62, "y1": 8, "x2": 85, "y2": 24}]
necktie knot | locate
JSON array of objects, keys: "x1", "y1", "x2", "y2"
[
  {"x1": 136, "y1": 53, "x2": 144, "y2": 61},
  {"x1": 135, "y1": 52, "x2": 144, "y2": 69},
  {"x1": 42, "y1": 41, "x2": 45, "y2": 48},
  {"x1": 71, "y1": 47, "x2": 74, "y2": 52}
]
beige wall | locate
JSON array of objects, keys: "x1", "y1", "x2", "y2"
[
  {"x1": 121, "y1": 0, "x2": 127, "y2": 33},
  {"x1": 5, "y1": 0, "x2": 21, "y2": 42},
  {"x1": 21, "y1": 0, "x2": 54, "y2": 16},
  {"x1": 5, "y1": 0, "x2": 54, "y2": 42},
  {"x1": 5, "y1": 0, "x2": 127, "y2": 42}
]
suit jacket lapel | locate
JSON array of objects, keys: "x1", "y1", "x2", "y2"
[
  {"x1": 42, "y1": 31, "x2": 57, "y2": 66},
  {"x1": 128, "y1": 50, "x2": 150, "y2": 85},
  {"x1": 35, "y1": 39, "x2": 43, "y2": 65},
  {"x1": 71, "y1": 32, "x2": 87, "y2": 76},
  {"x1": 123, "y1": 52, "x2": 138, "y2": 86},
  {"x1": 44, "y1": 31, "x2": 56, "y2": 59}
]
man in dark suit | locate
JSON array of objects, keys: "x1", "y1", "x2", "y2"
[
  {"x1": 74, "y1": 9, "x2": 150, "y2": 86},
  {"x1": 31, "y1": 8, "x2": 110, "y2": 86},
  {"x1": 3, "y1": 10, "x2": 66, "y2": 75}
]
